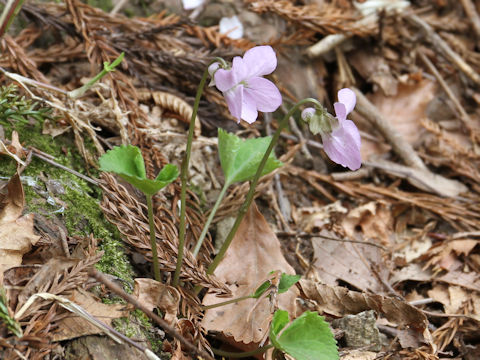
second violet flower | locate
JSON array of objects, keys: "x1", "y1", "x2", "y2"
[
  {"x1": 210, "y1": 45, "x2": 282, "y2": 124},
  {"x1": 302, "y1": 88, "x2": 362, "y2": 171}
]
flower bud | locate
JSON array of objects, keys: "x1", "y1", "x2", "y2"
[
  {"x1": 301, "y1": 106, "x2": 337, "y2": 135},
  {"x1": 208, "y1": 62, "x2": 220, "y2": 87}
]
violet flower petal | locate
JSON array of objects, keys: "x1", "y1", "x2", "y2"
[
  {"x1": 224, "y1": 85, "x2": 244, "y2": 122},
  {"x1": 241, "y1": 91, "x2": 259, "y2": 124},
  {"x1": 246, "y1": 77, "x2": 282, "y2": 113},
  {"x1": 214, "y1": 56, "x2": 247, "y2": 92},
  {"x1": 321, "y1": 120, "x2": 361, "y2": 171},
  {"x1": 333, "y1": 102, "x2": 347, "y2": 122},
  {"x1": 242, "y1": 46, "x2": 277, "y2": 79},
  {"x1": 337, "y1": 88, "x2": 356, "y2": 115}
]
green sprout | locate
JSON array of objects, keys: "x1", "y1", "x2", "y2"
[{"x1": 99, "y1": 145, "x2": 179, "y2": 282}]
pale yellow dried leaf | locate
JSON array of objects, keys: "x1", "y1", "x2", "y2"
[
  {"x1": 202, "y1": 202, "x2": 298, "y2": 344},
  {"x1": 0, "y1": 131, "x2": 26, "y2": 166}
]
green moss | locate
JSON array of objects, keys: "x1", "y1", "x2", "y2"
[
  {"x1": 0, "y1": 85, "x2": 134, "y2": 288},
  {"x1": 86, "y1": 0, "x2": 113, "y2": 12},
  {"x1": 113, "y1": 310, "x2": 167, "y2": 356}
]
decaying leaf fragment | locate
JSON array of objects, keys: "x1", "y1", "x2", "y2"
[
  {"x1": 311, "y1": 230, "x2": 388, "y2": 293},
  {"x1": 52, "y1": 289, "x2": 129, "y2": 341},
  {"x1": 132, "y1": 278, "x2": 180, "y2": 325},
  {"x1": 300, "y1": 279, "x2": 428, "y2": 332},
  {"x1": 202, "y1": 202, "x2": 298, "y2": 344},
  {"x1": 0, "y1": 173, "x2": 40, "y2": 283}
]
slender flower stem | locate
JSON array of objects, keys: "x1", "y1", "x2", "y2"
[
  {"x1": 173, "y1": 67, "x2": 209, "y2": 286},
  {"x1": 174, "y1": 57, "x2": 228, "y2": 287},
  {"x1": 211, "y1": 344, "x2": 274, "y2": 358},
  {"x1": 0, "y1": 0, "x2": 25, "y2": 38},
  {"x1": 206, "y1": 99, "x2": 320, "y2": 277},
  {"x1": 192, "y1": 181, "x2": 230, "y2": 258},
  {"x1": 146, "y1": 195, "x2": 161, "y2": 282},
  {"x1": 201, "y1": 295, "x2": 252, "y2": 310}
]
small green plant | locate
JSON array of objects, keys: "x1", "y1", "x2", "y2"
[
  {"x1": 0, "y1": 84, "x2": 52, "y2": 123},
  {"x1": 99, "y1": 145, "x2": 179, "y2": 282},
  {"x1": 203, "y1": 272, "x2": 301, "y2": 310},
  {"x1": 192, "y1": 128, "x2": 282, "y2": 257},
  {"x1": 0, "y1": 286, "x2": 22, "y2": 337}
]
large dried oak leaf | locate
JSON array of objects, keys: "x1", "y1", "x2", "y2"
[{"x1": 202, "y1": 202, "x2": 298, "y2": 344}]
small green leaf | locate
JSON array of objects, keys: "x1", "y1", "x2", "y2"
[
  {"x1": 99, "y1": 145, "x2": 178, "y2": 196},
  {"x1": 270, "y1": 309, "x2": 290, "y2": 350},
  {"x1": 155, "y1": 164, "x2": 179, "y2": 183},
  {"x1": 278, "y1": 274, "x2": 301, "y2": 294},
  {"x1": 252, "y1": 280, "x2": 271, "y2": 299},
  {"x1": 270, "y1": 311, "x2": 338, "y2": 360},
  {"x1": 218, "y1": 128, "x2": 282, "y2": 186},
  {"x1": 99, "y1": 145, "x2": 146, "y2": 179}
]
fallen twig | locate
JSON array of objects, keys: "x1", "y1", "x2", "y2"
[
  {"x1": 89, "y1": 269, "x2": 215, "y2": 360},
  {"x1": 406, "y1": 13, "x2": 480, "y2": 85},
  {"x1": 352, "y1": 86, "x2": 427, "y2": 170}
]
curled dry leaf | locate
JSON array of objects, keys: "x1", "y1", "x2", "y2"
[
  {"x1": 202, "y1": 202, "x2": 298, "y2": 344},
  {"x1": 341, "y1": 201, "x2": 393, "y2": 246},
  {"x1": 52, "y1": 289, "x2": 129, "y2": 341},
  {"x1": 311, "y1": 230, "x2": 388, "y2": 293},
  {"x1": 132, "y1": 278, "x2": 180, "y2": 325},
  {"x1": 0, "y1": 173, "x2": 40, "y2": 283},
  {"x1": 300, "y1": 279, "x2": 428, "y2": 332}
]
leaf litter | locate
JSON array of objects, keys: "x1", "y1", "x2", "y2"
[{"x1": 0, "y1": 0, "x2": 480, "y2": 359}]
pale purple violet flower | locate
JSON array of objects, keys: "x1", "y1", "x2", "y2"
[
  {"x1": 182, "y1": 0, "x2": 204, "y2": 10},
  {"x1": 213, "y1": 45, "x2": 282, "y2": 124},
  {"x1": 302, "y1": 88, "x2": 361, "y2": 170}
]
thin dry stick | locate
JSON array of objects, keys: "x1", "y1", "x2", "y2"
[
  {"x1": 275, "y1": 231, "x2": 386, "y2": 250},
  {"x1": 352, "y1": 87, "x2": 427, "y2": 170},
  {"x1": 419, "y1": 51, "x2": 474, "y2": 133},
  {"x1": 90, "y1": 269, "x2": 215, "y2": 360},
  {"x1": 460, "y1": 0, "x2": 480, "y2": 42},
  {"x1": 406, "y1": 14, "x2": 480, "y2": 85}
]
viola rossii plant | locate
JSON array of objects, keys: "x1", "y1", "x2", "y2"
[{"x1": 99, "y1": 45, "x2": 361, "y2": 360}]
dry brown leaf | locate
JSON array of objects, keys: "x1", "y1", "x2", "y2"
[
  {"x1": 52, "y1": 289, "x2": 128, "y2": 341},
  {"x1": 293, "y1": 201, "x2": 347, "y2": 233},
  {"x1": 132, "y1": 278, "x2": 180, "y2": 325},
  {"x1": 300, "y1": 279, "x2": 428, "y2": 332},
  {"x1": 0, "y1": 131, "x2": 26, "y2": 166},
  {"x1": 0, "y1": 173, "x2": 40, "y2": 283},
  {"x1": 437, "y1": 270, "x2": 480, "y2": 292},
  {"x1": 311, "y1": 230, "x2": 388, "y2": 293},
  {"x1": 202, "y1": 202, "x2": 298, "y2": 344},
  {"x1": 350, "y1": 50, "x2": 398, "y2": 96},
  {"x1": 342, "y1": 201, "x2": 393, "y2": 245},
  {"x1": 427, "y1": 285, "x2": 471, "y2": 314}
]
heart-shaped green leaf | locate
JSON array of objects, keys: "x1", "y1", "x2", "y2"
[
  {"x1": 270, "y1": 310, "x2": 338, "y2": 360},
  {"x1": 99, "y1": 145, "x2": 178, "y2": 196},
  {"x1": 218, "y1": 129, "x2": 282, "y2": 186}
]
